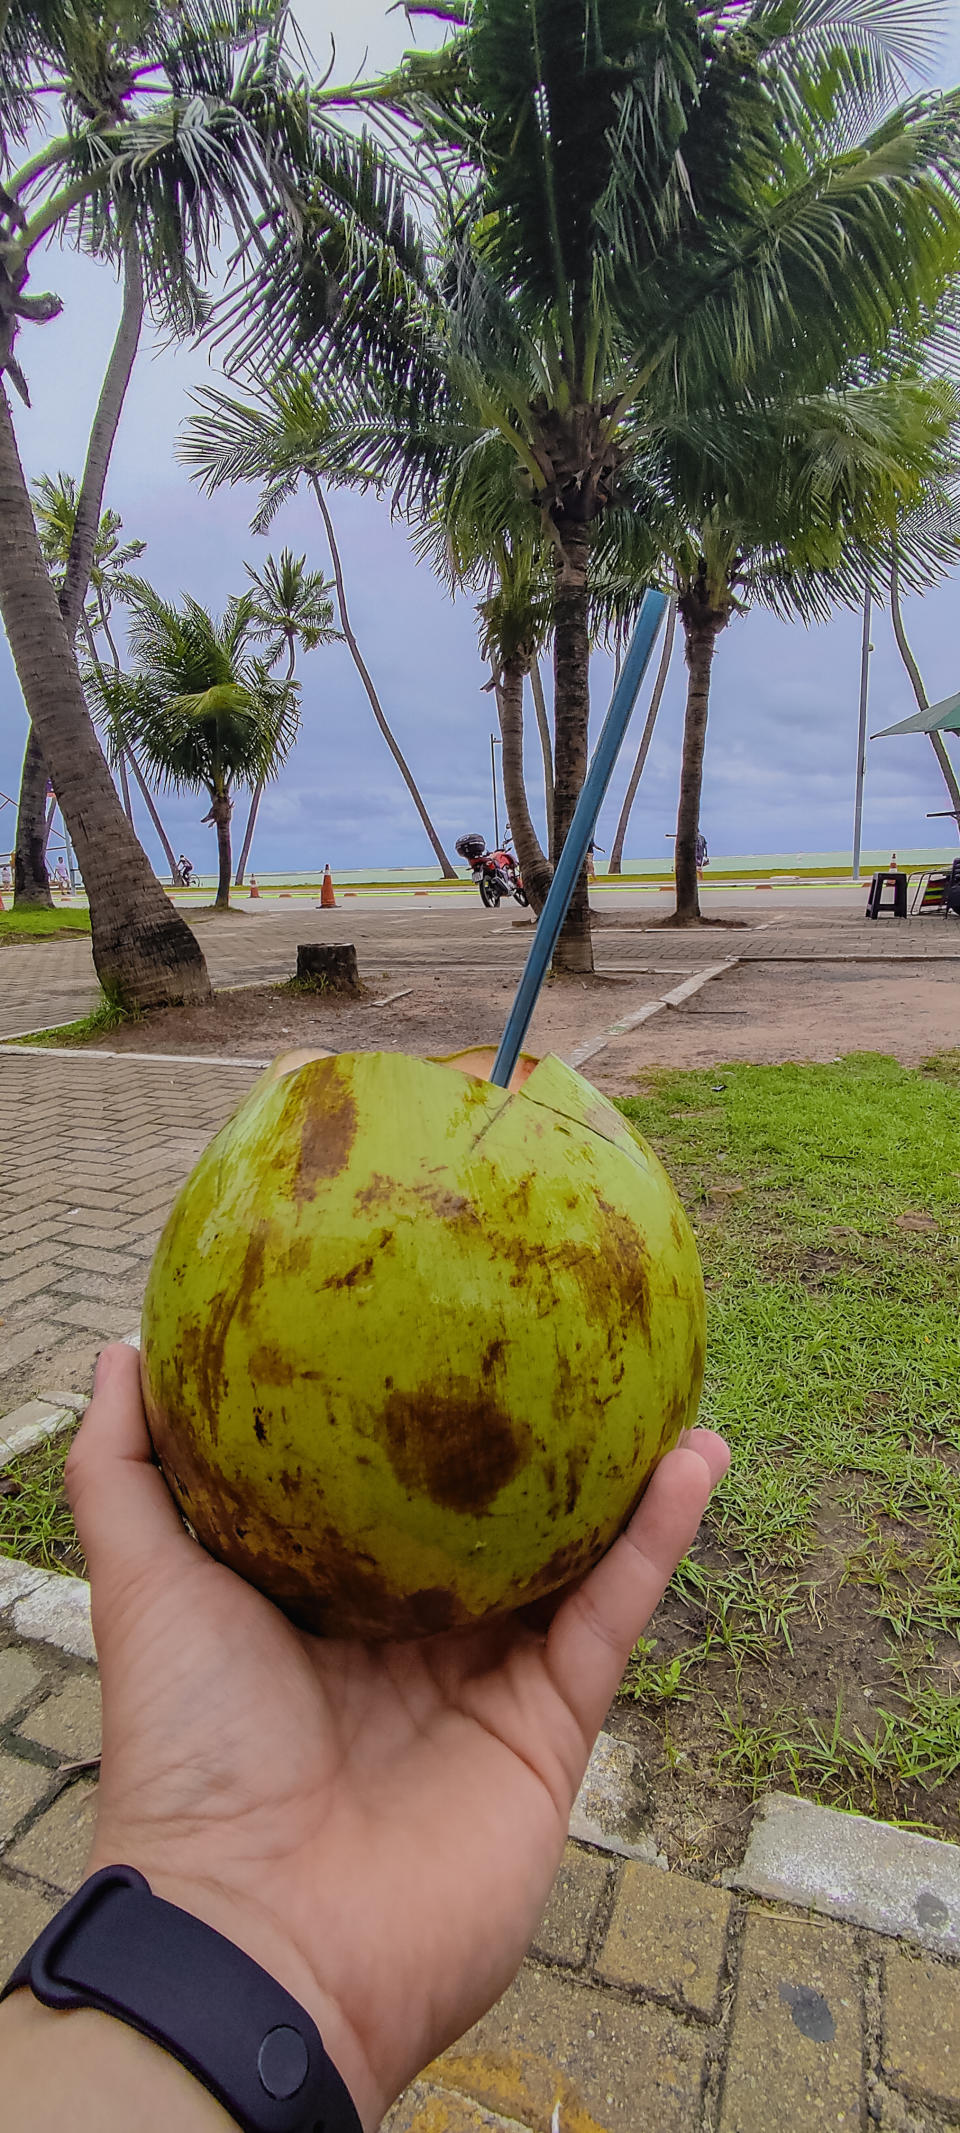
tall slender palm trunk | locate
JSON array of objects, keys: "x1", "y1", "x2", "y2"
[
  {"x1": 80, "y1": 610, "x2": 179, "y2": 882},
  {"x1": 235, "y1": 638, "x2": 294, "y2": 884},
  {"x1": 609, "y1": 598, "x2": 676, "y2": 874},
  {"x1": 494, "y1": 656, "x2": 552, "y2": 912},
  {"x1": 13, "y1": 729, "x2": 50, "y2": 903},
  {"x1": 673, "y1": 620, "x2": 719, "y2": 923},
  {"x1": 890, "y1": 557, "x2": 960, "y2": 836},
  {"x1": 528, "y1": 660, "x2": 555, "y2": 861},
  {"x1": 14, "y1": 237, "x2": 145, "y2": 906},
  {"x1": 551, "y1": 522, "x2": 593, "y2": 972},
  {"x1": 311, "y1": 478, "x2": 457, "y2": 880},
  {"x1": 0, "y1": 382, "x2": 209, "y2": 1005},
  {"x1": 211, "y1": 795, "x2": 233, "y2": 909}
]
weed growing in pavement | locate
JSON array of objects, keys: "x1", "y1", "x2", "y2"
[
  {"x1": 0, "y1": 1427, "x2": 83, "y2": 1577},
  {"x1": 616, "y1": 1053, "x2": 960, "y2": 1842},
  {"x1": 11, "y1": 981, "x2": 143, "y2": 1046}
]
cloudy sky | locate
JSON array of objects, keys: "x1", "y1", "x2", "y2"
[{"x1": 2, "y1": 2, "x2": 960, "y2": 878}]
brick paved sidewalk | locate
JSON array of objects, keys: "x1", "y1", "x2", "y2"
[
  {"x1": 0, "y1": 1052, "x2": 261, "y2": 1412},
  {"x1": 3, "y1": 965, "x2": 960, "y2": 2127},
  {"x1": 2, "y1": 1629, "x2": 959, "y2": 2132}
]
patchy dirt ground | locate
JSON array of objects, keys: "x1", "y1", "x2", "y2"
[
  {"x1": 83, "y1": 970, "x2": 647, "y2": 1072},
  {"x1": 81, "y1": 952, "x2": 960, "y2": 1092}
]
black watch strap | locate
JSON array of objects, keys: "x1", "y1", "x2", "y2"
[{"x1": 1, "y1": 1865, "x2": 363, "y2": 2133}]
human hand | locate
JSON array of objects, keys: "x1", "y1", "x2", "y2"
[{"x1": 67, "y1": 1344, "x2": 728, "y2": 2129}]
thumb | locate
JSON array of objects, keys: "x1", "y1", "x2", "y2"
[{"x1": 66, "y1": 1343, "x2": 195, "y2": 1594}]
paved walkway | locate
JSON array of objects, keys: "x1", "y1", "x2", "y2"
[
  {"x1": 2, "y1": 898, "x2": 959, "y2": 1043},
  {"x1": 2, "y1": 1629, "x2": 959, "y2": 2131},
  {"x1": 2, "y1": 920, "x2": 960, "y2": 2126}
]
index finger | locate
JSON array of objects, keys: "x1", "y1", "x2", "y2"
[{"x1": 544, "y1": 1429, "x2": 729, "y2": 1743}]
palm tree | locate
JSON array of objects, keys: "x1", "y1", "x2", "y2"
[
  {"x1": 607, "y1": 599, "x2": 677, "y2": 876},
  {"x1": 632, "y1": 377, "x2": 960, "y2": 920},
  {"x1": 1, "y1": 0, "x2": 411, "y2": 995},
  {"x1": 97, "y1": 585, "x2": 300, "y2": 910},
  {"x1": 283, "y1": 0, "x2": 960, "y2": 968},
  {"x1": 235, "y1": 547, "x2": 340, "y2": 883},
  {"x1": 31, "y1": 471, "x2": 182, "y2": 881},
  {"x1": 180, "y1": 388, "x2": 460, "y2": 878}
]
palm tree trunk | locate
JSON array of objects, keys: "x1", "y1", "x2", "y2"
[
  {"x1": 117, "y1": 749, "x2": 133, "y2": 822},
  {"x1": 80, "y1": 609, "x2": 178, "y2": 880},
  {"x1": 236, "y1": 641, "x2": 294, "y2": 884},
  {"x1": 310, "y1": 477, "x2": 457, "y2": 880},
  {"x1": 213, "y1": 797, "x2": 233, "y2": 910},
  {"x1": 528, "y1": 659, "x2": 555, "y2": 861},
  {"x1": 0, "y1": 382, "x2": 210, "y2": 1006},
  {"x1": 234, "y1": 779, "x2": 263, "y2": 887},
  {"x1": 890, "y1": 556, "x2": 960, "y2": 837},
  {"x1": 494, "y1": 657, "x2": 553, "y2": 913},
  {"x1": 673, "y1": 620, "x2": 718, "y2": 923},
  {"x1": 125, "y1": 749, "x2": 181, "y2": 884},
  {"x1": 13, "y1": 237, "x2": 144, "y2": 907},
  {"x1": 551, "y1": 522, "x2": 593, "y2": 973},
  {"x1": 609, "y1": 597, "x2": 677, "y2": 874},
  {"x1": 13, "y1": 727, "x2": 51, "y2": 904}
]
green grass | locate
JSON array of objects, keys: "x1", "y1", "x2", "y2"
[
  {"x1": 0, "y1": 1425, "x2": 83, "y2": 1578},
  {"x1": 616, "y1": 1053, "x2": 960, "y2": 1838},
  {"x1": 0, "y1": 905, "x2": 91, "y2": 944}
]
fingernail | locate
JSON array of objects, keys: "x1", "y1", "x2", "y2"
[{"x1": 93, "y1": 1346, "x2": 117, "y2": 1390}]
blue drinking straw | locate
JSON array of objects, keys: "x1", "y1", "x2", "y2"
[{"x1": 489, "y1": 587, "x2": 669, "y2": 1089}]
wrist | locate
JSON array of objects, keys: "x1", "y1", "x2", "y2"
[
  {"x1": 0, "y1": 1989, "x2": 234, "y2": 2131},
  {"x1": 84, "y1": 1846, "x2": 385, "y2": 2131}
]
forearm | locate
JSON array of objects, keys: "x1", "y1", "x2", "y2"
[{"x1": 0, "y1": 1991, "x2": 234, "y2": 2132}]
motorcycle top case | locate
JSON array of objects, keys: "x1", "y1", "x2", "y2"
[{"x1": 455, "y1": 833, "x2": 488, "y2": 864}]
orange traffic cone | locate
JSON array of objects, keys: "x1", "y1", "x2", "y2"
[
  {"x1": 249, "y1": 875, "x2": 260, "y2": 899},
  {"x1": 320, "y1": 864, "x2": 337, "y2": 909}
]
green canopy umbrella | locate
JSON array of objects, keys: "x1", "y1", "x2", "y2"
[{"x1": 873, "y1": 690, "x2": 960, "y2": 737}]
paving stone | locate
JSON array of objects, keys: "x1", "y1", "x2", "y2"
[
  {"x1": 729, "y1": 1791, "x2": 960, "y2": 1959},
  {"x1": 18, "y1": 1674, "x2": 101, "y2": 1762},
  {"x1": 0, "y1": 1648, "x2": 42, "y2": 1722},
  {"x1": 883, "y1": 1949, "x2": 960, "y2": 2111},
  {"x1": 0, "y1": 1560, "x2": 46, "y2": 1609},
  {"x1": 0, "y1": 1321, "x2": 69, "y2": 1373},
  {"x1": 719, "y1": 1913, "x2": 862, "y2": 2132},
  {"x1": 0, "y1": 1266, "x2": 65, "y2": 1311},
  {"x1": 12, "y1": 1571, "x2": 95, "y2": 1662},
  {"x1": 0, "y1": 1871, "x2": 58, "y2": 1969},
  {"x1": 597, "y1": 1860, "x2": 732, "y2": 2017},
  {"x1": 569, "y1": 1731, "x2": 661, "y2": 1862},
  {"x1": 531, "y1": 1843, "x2": 610, "y2": 1967},
  {"x1": 0, "y1": 1748, "x2": 55, "y2": 1841},
  {"x1": 0, "y1": 1401, "x2": 72, "y2": 1468},
  {"x1": 384, "y1": 2079, "x2": 531, "y2": 2133},
  {"x1": 7, "y1": 1778, "x2": 97, "y2": 1891},
  {"x1": 434, "y1": 1960, "x2": 707, "y2": 2133}
]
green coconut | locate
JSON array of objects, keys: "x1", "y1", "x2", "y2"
[{"x1": 140, "y1": 1048, "x2": 705, "y2": 1638}]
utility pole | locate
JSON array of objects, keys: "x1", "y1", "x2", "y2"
[{"x1": 852, "y1": 585, "x2": 872, "y2": 881}]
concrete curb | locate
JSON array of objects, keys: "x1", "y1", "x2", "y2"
[{"x1": 726, "y1": 1790, "x2": 960, "y2": 1960}]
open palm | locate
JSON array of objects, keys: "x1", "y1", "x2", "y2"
[{"x1": 69, "y1": 1346, "x2": 727, "y2": 2128}]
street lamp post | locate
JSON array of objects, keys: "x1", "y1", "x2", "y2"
[
  {"x1": 490, "y1": 733, "x2": 501, "y2": 848},
  {"x1": 852, "y1": 584, "x2": 872, "y2": 881}
]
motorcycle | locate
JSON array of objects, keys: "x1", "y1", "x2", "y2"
[{"x1": 455, "y1": 832, "x2": 529, "y2": 910}]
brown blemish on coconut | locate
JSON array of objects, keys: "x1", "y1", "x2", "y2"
[
  {"x1": 323, "y1": 1255, "x2": 374, "y2": 1290},
  {"x1": 380, "y1": 1383, "x2": 529, "y2": 1515},
  {"x1": 670, "y1": 1212, "x2": 686, "y2": 1252},
  {"x1": 282, "y1": 1061, "x2": 358, "y2": 1199},
  {"x1": 247, "y1": 1342, "x2": 295, "y2": 1388},
  {"x1": 235, "y1": 1226, "x2": 269, "y2": 1323}
]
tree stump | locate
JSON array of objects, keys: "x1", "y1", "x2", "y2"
[{"x1": 296, "y1": 942, "x2": 362, "y2": 995}]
